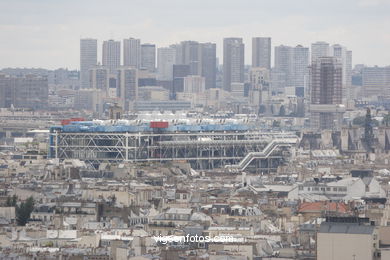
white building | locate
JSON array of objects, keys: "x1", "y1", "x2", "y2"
[
  {"x1": 80, "y1": 38, "x2": 97, "y2": 89},
  {"x1": 157, "y1": 47, "x2": 176, "y2": 81},
  {"x1": 89, "y1": 66, "x2": 109, "y2": 93},
  {"x1": 288, "y1": 177, "x2": 386, "y2": 201},
  {"x1": 123, "y1": 38, "x2": 141, "y2": 68},
  {"x1": 362, "y1": 66, "x2": 390, "y2": 98},
  {"x1": 317, "y1": 220, "x2": 379, "y2": 260},
  {"x1": 184, "y1": 75, "x2": 205, "y2": 94},
  {"x1": 117, "y1": 67, "x2": 138, "y2": 111},
  {"x1": 102, "y1": 40, "x2": 121, "y2": 73},
  {"x1": 252, "y1": 37, "x2": 271, "y2": 69},
  {"x1": 331, "y1": 44, "x2": 352, "y2": 102},
  {"x1": 141, "y1": 44, "x2": 156, "y2": 72},
  {"x1": 249, "y1": 67, "x2": 270, "y2": 111},
  {"x1": 273, "y1": 45, "x2": 309, "y2": 91},
  {"x1": 311, "y1": 41, "x2": 330, "y2": 63},
  {"x1": 223, "y1": 38, "x2": 245, "y2": 92}
]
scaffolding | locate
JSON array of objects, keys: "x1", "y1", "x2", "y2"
[{"x1": 50, "y1": 125, "x2": 298, "y2": 172}]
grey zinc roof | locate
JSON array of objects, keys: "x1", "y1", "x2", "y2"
[{"x1": 319, "y1": 223, "x2": 374, "y2": 235}]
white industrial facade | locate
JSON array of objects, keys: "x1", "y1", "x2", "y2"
[{"x1": 50, "y1": 127, "x2": 297, "y2": 172}]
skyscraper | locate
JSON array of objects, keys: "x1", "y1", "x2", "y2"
[
  {"x1": 157, "y1": 47, "x2": 176, "y2": 81},
  {"x1": 273, "y1": 45, "x2": 309, "y2": 94},
  {"x1": 172, "y1": 64, "x2": 190, "y2": 98},
  {"x1": 252, "y1": 37, "x2": 271, "y2": 69},
  {"x1": 117, "y1": 67, "x2": 138, "y2": 111},
  {"x1": 274, "y1": 45, "x2": 294, "y2": 88},
  {"x1": 171, "y1": 41, "x2": 200, "y2": 75},
  {"x1": 331, "y1": 44, "x2": 352, "y2": 101},
  {"x1": 223, "y1": 38, "x2": 244, "y2": 92},
  {"x1": 311, "y1": 41, "x2": 330, "y2": 63},
  {"x1": 123, "y1": 38, "x2": 141, "y2": 68},
  {"x1": 310, "y1": 57, "x2": 344, "y2": 130},
  {"x1": 200, "y1": 43, "x2": 216, "y2": 89},
  {"x1": 89, "y1": 66, "x2": 109, "y2": 92},
  {"x1": 249, "y1": 67, "x2": 270, "y2": 113},
  {"x1": 141, "y1": 44, "x2": 156, "y2": 72},
  {"x1": 80, "y1": 38, "x2": 97, "y2": 89},
  {"x1": 102, "y1": 40, "x2": 121, "y2": 73},
  {"x1": 292, "y1": 45, "x2": 310, "y2": 91}
]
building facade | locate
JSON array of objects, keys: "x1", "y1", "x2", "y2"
[
  {"x1": 80, "y1": 38, "x2": 97, "y2": 89},
  {"x1": 117, "y1": 67, "x2": 138, "y2": 111},
  {"x1": 140, "y1": 43, "x2": 156, "y2": 72},
  {"x1": 223, "y1": 38, "x2": 245, "y2": 92},
  {"x1": 157, "y1": 47, "x2": 176, "y2": 81},
  {"x1": 123, "y1": 38, "x2": 141, "y2": 68},
  {"x1": 310, "y1": 57, "x2": 344, "y2": 130},
  {"x1": 0, "y1": 74, "x2": 48, "y2": 110},
  {"x1": 102, "y1": 40, "x2": 121, "y2": 73},
  {"x1": 252, "y1": 37, "x2": 271, "y2": 69}
]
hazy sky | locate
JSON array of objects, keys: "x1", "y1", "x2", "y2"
[{"x1": 1, "y1": 0, "x2": 390, "y2": 69}]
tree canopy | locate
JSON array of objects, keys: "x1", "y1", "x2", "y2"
[{"x1": 16, "y1": 196, "x2": 35, "y2": 226}]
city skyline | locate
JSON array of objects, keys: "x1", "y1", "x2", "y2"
[{"x1": 1, "y1": 0, "x2": 390, "y2": 69}]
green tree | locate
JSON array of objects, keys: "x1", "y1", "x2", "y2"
[
  {"x1": 16, "y1": 196, "x2": 35, "y2": 226},
  {"x1": 364, "y1": 108, "x2": 374, "y2": 152}
]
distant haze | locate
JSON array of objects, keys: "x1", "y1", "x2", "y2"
[{"x1": 1, "y1": 0, "x2": 390, "y2": 69}]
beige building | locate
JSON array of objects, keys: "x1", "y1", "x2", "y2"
[{"x1": 317, "y1": 220, "x2": 380, "y2": 260}]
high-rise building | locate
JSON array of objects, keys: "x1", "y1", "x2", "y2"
[
  {"x1": 183, "y1": 75, "x2": 205, "y2": 94},
  {"x1": 117, "y1": 67, "x2": 138, "y2": 111},
  {"x1": 331, "y1": 44, "x2": 352, "y2": 101},
  {"x1": 80, "y1": 38, "x2": 97, "y2": 89},
  {"x1": 102, "y1": 40, "x2": 121, "y2": 73},
  {"x1": 200, "y1": 43, "x2": 216, "y2": 89},
  {"x1": 252, "y1": 37, "x2": 271, "y2": 69},
  {"x1": 180, "y1": 41, "x2": 201, "y2": 75},
  {"x1": 273, "y1": 45, "x2": 309, "y2": 94},
  {"x1": 223, "y1": 38, "x2": 245, "y2": 92},
  {"x1": 141, "y1": 44, "x2": 156, "y2": 72},
  {"x1": 362, "y1": 66, "x2": 390, "y2": 97},
  {"x1": 172, "y1": 64, "x2": 190, "y2": 98},
  {"x1": 0, "y1": 74, "x2": 48, "y2": 110},
  {"x1": 173, "y1": 41, "x2": 216, "y2": 89},
  {"x1": 311, "y1": 41, "x2": 330, "y2": 63},
  {"x1": 249, "y1": 67, "x2": 270, "y2": 113},
  {"x1": 310, "y1": 57, "x2": 344, "y2": 130},
  {"x1": 274, "y1": 45, "x2": 294, "y2": 88},
  {"x1": 89, "y1": 66, "x2": 109, "y2": 92},
  {"x1": 292, "y1": 45, "x2": 310, "y2": 91},
  {"x1": 157, "y1": 47, "x2": 176, "y2": 81},
  {"x1": 123, "y1": 38, "x2": 141, "y2": 68}
]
